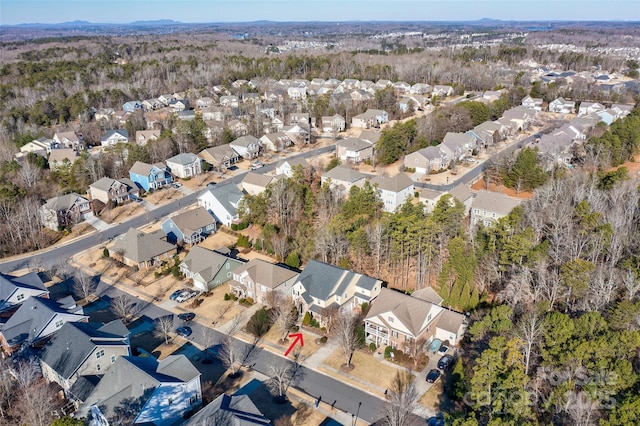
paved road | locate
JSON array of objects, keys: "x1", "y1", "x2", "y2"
[
  {"x1": 94, "y1": 278, "x2": 385, "y2": 424},
  {"x1": 0, "y1": 144, "x2": 335, "y2": 274}
]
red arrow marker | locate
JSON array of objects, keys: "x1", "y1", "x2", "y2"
[{"x1": 284, "y1": 332, "x2": 304, "y2": 357}]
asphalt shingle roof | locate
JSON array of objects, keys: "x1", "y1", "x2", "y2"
[
  {"x1": 0, "y1": 271, "x2": 47, "y2": 309},
  {"x1": 111, "y1": 228, "x2": 175, "y2": 263}
]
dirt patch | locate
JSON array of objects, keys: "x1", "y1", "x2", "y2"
[
  {"x1": 323, "y1": 350, "x2": 399, "y2": 394},
  {"x1": 471, "y1": 180, "x2": 534, "y2": 199},
  {"x1": 611, "y1": 153, "x2": 640, "y2": 177}
]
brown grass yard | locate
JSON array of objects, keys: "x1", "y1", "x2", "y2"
[{"x1": 323, "y1": 349, "x2": 399, "y2": 392}]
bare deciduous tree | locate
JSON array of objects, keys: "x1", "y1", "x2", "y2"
[
  {"x1": 155, "y1": 315, "x2": 174, "y2": 345},
  {"x1": 380, "y1": 370, "x2": 419, "y2": 426},
  {"x1": 267, "y1": 292, "x2": 296, "y2": 342},
  {"x1": 333, "y1": 311, "x2": 362, "y2": 368},
  {"x1": 218, "y1": 336, "x2": 246, "y2": 377},
  {"x1": 512, "y1": 311, "x2": 544, "y2": 376},
  {"x1": 111, "y1": 294, "x2": 136, "y2": 323},
  {"x1": 73, "y1": 270, "x2": 97, "y2": 301}
]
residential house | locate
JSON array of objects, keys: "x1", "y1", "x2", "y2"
[
  {"x1": 220, "y1": 95, "x2": 239, "y2": 108},
  {"x1": 129, "y1": 161, "x2": 172, "y2": 191},
  {"x1": 448, "y1": 184, "x2": 475, "y2": 214},
  {"x1": 183, "y1": 393, "x2": 270, "y2": 426},
  {"x1": 135, "y1": 129, "x2": 161, "y2": 145},
  {"x1": 596, "y1": 109, "x2": 617, "y2": 125},
  {"x1": 229, "y1": 259, "x2": 299, "y2": 305},
  {"x1": 393, "y1": 81, "x2": 411, "y2": 94},
  {"x1": 199, "y1": 144, "x2": 240, "y2": 170},
  {"x1": 142, "y1": 98, "x2": 162, "y2": 111},
  {"x1": 177, "y1": 110, "x2": 196, "y2": 121},
  {"x1": 432, "y1": 85, "x2": 454, "y2": 97},
  {"x1": 534, "y1": 127, "x2": 578, "y2": 167},
  {"x1": 521, "y1": 95, "x2": 543, "y2": 111},
  {"x1": 369, "y1": 173, "x2": 415, "y2": 213},
  {"x1": 468, "y1": 121, "x2": 503, "y2": 147},
  {"x1": 351, "y1": 109, "x2": 389, "y2": 129},
  {"x1": 289, "y1": 112, "x2": 310, "y2": 126},
  {"x1": 201, "y1": 106, "x2": 226, "y2": 121},
  {"x1": 578, "y1": 101, "x2": 606, "y2": 116},
  {"x1": 259, "y1": 132, "x2": 292, "y2": 152},
  {"x1": 110, "y1": 228, "x2": 177, "y2": 269},
  {"x1": 198, "y1": 183, "x2": 244, "y2": 227},
  {"x1": 410, "y1": 83, "x2": 432, "y2": 95},
  {"x1": 291, "y1": 260, "x2": 382, "y2": 325},
  {"x1": 169, "y1": 99, "x2": 190, "y2": 112},
  {"x1": 287, "y1": 86, "x2": 307, "y2": 100},
  {"x1": 0, "y1": 271, "x2": 49, "y2": 314},
  {"x1": 502, "y1": 106, "x2": 537, "y2": 131},
  {"x1": 94, "y1": 108, "x2": 115, "y2": 122},
  {"x1": 242, "y1": 92, "x2": 261, "y2": 104},
  {"x1": 161, "y1": 207, "x2": 216, "y2": 245},
  {"x1": 321, "y1": 114, "x2": 346, "y2": 133},
  {"x1": 203, "y1": 120, "x2": 225, "y2": 141},
  {"x1": 482, "y1": 90, "x2": 506, "y2": 103},
  {"x1": 40, "y1": 193, "x2": 93, "y2": 231},
  {"x1": 282, "y1": 124, "x2": 309, "y2": 144},
  {"x1": 166, "y1": 153, "x2": 202, "y2": 179},
  {"x1": 54, "y1": 131, "x2": 83, "y2": 149},
  {"x1": 321, "y1": 165, "x2": 367, "y2": 194},
  {"x1": 442, "y1": 132, "x2": 477, "y2": 160},
  {"x1": 419, "y1": 188, "x2": 445, "y2": 213},
  {"x1": 404, "y1": 145, "x2": 450, "y2": 174},
  {"x1": 611, "y1": 104, "x2": 634, "y2": 118},
  {"x1": 75, "y1": 355, "x2": 201, "y2": 426},
  {"x1": 88, "y1": 177, "x2": 139, "y2": 205},
  {"x1": 180, "y1": 246, "x2": 245, "y2": 292},
  {"x1": 20, "y1": 137, "x2": 57, "y2": 156},
  {"x1": 335, "y1": 138, "x2": 374, "y2": 164},
  {"x1": 158, "y1": 94, "x2": 176, "y2": 106},
  {"x1": 0, "y1": 296, "x2": 87, "y2": 355},
  {"x1": 275, "y1": 158, "x2": 308, "y2": 178},
  {"x1": 471, "y1": 191, "x2": 522, "y2": 227},
  {"x1": 358, "y1": 129, "x2": 381, "y2": 145},
  {"x1": 242, "y1": 172, "x2": 282, "y2": 196},
  {"x1": 230, "y1": 135, "x2": 261, "y2": 159},
  {"x1": 39, "y1": 320, "x2": 130, "y2": 398},
  {"x1": 100, "y1": 129, "x2": 129, "y2": 147},
  {"x1": 122, "y1": 101, "x2": 142, "y2": 113},
  {"x1": 548, "y1": 97, "x2": 576, "y2": 114},
  {"x1": 228, "y1": 120, "x2": 249, "y2": 136},
  {"x1": 48, "y1": 148, "x2": 79, "y2": 170}
]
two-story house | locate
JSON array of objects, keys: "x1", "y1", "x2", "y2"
[
  {"x1": 100, "y1": 129, "x2": 129, "y2": 147},
  {"x1": 404, "y1": 145, "x2": 451, "y2": 174},
  {"x1": 183, "y1": 394, "x2": 270, "y2": 426},
  {"x1": 321, "y1": 165, "x2": 367, "y2": 195},
  {"x1": 521, "y1": 95, "x2": 543, "y2": 111},
  {"x1": 229, "y1": 258, "x2": 300, "y2": 305},
  {"x1": 471, "y1": 191, "x2": 522, "y2": 227},
  {"x1": 197, "y1": 183, "x2": 244, "y2": 227},
  {"x1": 161, "y1": 207, "x2": 216, "y2": 245},
  {"x1": 291, "y1": 260, "x2": 382, "y2": 325},
  {"x1": 135, "y1": 129, "x2": 161, "y2": 145},
  {"x1": 442, "y1": 132, "x2": 477, "y2": 160},
  {"x1": 241, "y1": 172, "x2": 282, "y2": 196},
  {"x1": 179, "y1": 246, "x2": 245, "y2": 292},
  {"x1": 199, "y1": 144, "x2": 240, "y2": 171},
  {"x1": 548, "y1": 97, "x2": 576, "y2": 114},
  {"x1": 321, "y1": 114, "x2": 346, "y2": 133},
  {"x1": 129, "y1": 161, "x2": 172, "y2": 191},
  {"x1": 75, "y1": 355, "x2": 201, "y2": 426},
  {"x1": 578, "y1": 101, "x2": 606, "y2": 116},
  {"x1": 369, "y1": 173, "x2": 415, "y2": 213},
  {"x1": 89, "y1": 177, "x2": 139, "y2": 205},
  {"x1": 39, "y1": 320, "x2": 130, "y2": 399},
  {"x1": 110, "y1": 228, "x2": 177, "y2": 269},
  {"x1": 166, "y1": 153, "x2": 202, "y2": 179},
  {"x1": 230, "y1": 135, "x2": 261, "y2": 160},
  {"x1": 0, "y1": 296, "x2": 87, "y2": 355},
  {"x1": 351, "y1": 109, "x2": 389, "y2": 129},
  {"x1": 0, "y1": 271, "x2": 49, "y2": 315},
  {"x1": 53, "y1": 131, "x2": 83, "y2": 149},
  {"x1": 40, "y1": 192, "x2": 93, "y2": 231},
  {"x1": 275, "y1": 158, "x2": 309, "y2": 178},
  {"x1": 259, "y1": 132, "x2": 293, "y2": 152},
  {"x1": 48, "y1": 148, "x2": 79, "y2": 171},
  {"x1": 335, "y1": 138, "x2": 374, "y2": 164}
]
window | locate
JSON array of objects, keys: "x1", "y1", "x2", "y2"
[
  {"x1": 55, "y1": 320, "x2": 64, "y2": 328},
  {"x1": 388, "y1": 316, "x2": 394, "y2": 323},
  {"x1": 226, "y1": 263, "x2": 230, "y2": 269},
  {"x1": 96, "y1": 349, "x2": 105, "y2": 359},
  {"x1": 96, "y1": 364, "x2": 101, "y2": 372},
  {"x1": 392, "y1": 331, "x2": 398, "y2": 338},
  {"x1": 111, "y1": 355, "x2": 116, "y2": 363},
  {"x1": 16, "y1": 294, "x2": 25, "y2": 301},
  {"x1": 227, "y1": 272, "x2": 231, "y2": 278}
]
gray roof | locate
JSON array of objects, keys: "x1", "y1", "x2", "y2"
[
  {"x1": 166, "y1": 152, "x2": 200, "y2": 166},
  {"x1": 435, "y1": 309, "x2": 466, "y2": 335},
  {"x1": 199, "y1": 144, "x2": 240, "y2": 164},
  {"x1": 369, "y1": 173, "x2": 414, "y2": 192},
  {"x1": 68, "y1": 375, "x2": 100, "y2": 403},
  {"x1": 297, "y1": 260, "x2": 379, "y2": 305},
  {"x1": 43, "y1": 193, "x2": 88, "y2": 212},
  {"x1": 448, "y1": 184, "x2": 474, "y2": 204},
  {"x1": 100, "y1": 129, "x2": 128, "y2": 142},
  {"x1": 183, "y1": 393, "x2": 271, "y2": 425},
  {"x1": 0, "y1": 296, "x2": 87, "y2": 348},
  {"x1": 472, "y1": 191, "x2": 521, "y2": 216},
  {"x1": 411, "y1": 287, "x2": 444, "y2": 305},
  {"x1": 0, "y1": 271, "x2": 48, "y2": 310},
  {"x1": 419, "y1": 188, "x2": 443, "y2": 201},
  {"x1": 230, "y1": 135, "x2": 259, "y2": 148},
  {"x1": 202, "y1": 183, "x2": 244, "y2": 218},
  {"x1": 322, "y1": 165, "x2": 367, "y2": 184},
  {"x1": 242, "y1": 172, "x2": 276, "y2": 188},
  {"x1": 111, "y1": 228, "x2": 175, "y2": 263},
  {"x1": 276, "y1": 157, "x2": 308, "y2": 168},
  {"x1": 180, "y1": 246, "x2": 244, "y2": 283},
  {"x1": 233, "y1": 259, "x2": 299, "y2": 290},
  {"x1": 358, "y1": 129, "x2": 381, "y2": 144},
  {"x1": 336, "y1": 138, "x2": 373, "y2": 152},
  {"x1": 129, "y1": 161, "x2": 162, "y2": 176},
  {"x1": 443, "y1": 132, "x2": 475, "y2": 146},
  {"x1": 49, "y1": 149, "x2": 78, "y2": 165},
  {"x1": 90, "y1": 177, "x2": 119, "y2": 192},
  {"x1": 418, "y1": 145, "x2": 443, "y2": 161},
  {"x1": 365, "y1": 288, "x2": 436, "y2": 336},
  {"x1": 78, "y1": 355, "x2": 200, "y2": 420},
  {"x1": 38, "y1": 320, "x2": 129, "y2": 380},
  {"x1": 165, "y1": 207, "x2": 215, "y2": 236}
]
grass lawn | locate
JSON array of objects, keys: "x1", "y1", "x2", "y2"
[
  {"x1": 323, "y1": 349, "x2": 399, "y2": 390},
  {"x1": 420, "y1": 379, "x2": 445, "y2": 411},
  {"x1": 261, "y1": 326, "x2": 322, "y2": 359}
]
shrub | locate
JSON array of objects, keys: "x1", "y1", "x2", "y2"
[
  {"x1": 302, "y1": 312, "x2": 312, "y2": 326},
  {"x1": 239, "y1": 298, "x2": 247, "y2": 305},
  {"x1": 231, "y1": 223, "x2": 238, "y2": 231},
  {"x1": 245, "y1": 297, "x2": 254, "y2": 305},
  {"x1": 290, "y1": 325, "x2": 300, "y2": 332},
  {"x1": 285, "y1": 251, "x2": 301, "y2": 268},
  {"x1": 310, "y1": 318, "x2": 320, "y2": 328},
  {"x1": 102, "y1": 247, "x2": 110, "y2": 258},
  {"x1": 246, "y1": 307, "x2": 272, "y2": 337},
  {"x1": 237, "y1": 234, "x2": 251, "y2": 248},
  {"x1": 224, "y1": 293, "x2": 231, "y2": 301},
  {"x1": 369, "y1": 342, "x2": 377, "y2": 352},
  {"x1": 230, "y1": 294, "x2": 238, "y2": 301},
  {"x1": 384, "y1": 346, "x2": 393, "y2": 359},
  {"x1": 320, "y1": 336, "x2": 328, "y2": 344}
]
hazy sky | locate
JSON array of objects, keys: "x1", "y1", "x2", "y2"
[{"x1": 1, "y1": 0, "x2": 639, "y2": 25}]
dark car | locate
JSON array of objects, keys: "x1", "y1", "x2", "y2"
[
  {"x1": 438, "y1": 354, "x2": 455, "y2": 371},
  {"x1": 169, "y1": 289, "x2": 186, "y2": 300},
  {"x1": 177, "y1": 312, "x2": 196, "y2": 322},
  {"x1": 426, "y1": 369, "x2": 441, "y2": 383},
  {"x1": 176, "y1": 326, "x2": 192, "y2": 337},
  {"x1": 427, "y1": 414, "x2": 445, "y2": 426}
]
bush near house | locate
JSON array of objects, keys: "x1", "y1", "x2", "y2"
[{"x1": 246, "y1": 307, "x2": 273, "y2": 337}]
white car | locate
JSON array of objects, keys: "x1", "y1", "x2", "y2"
[
  {"x1": 250, "y1": 162, "x2": 264, "y2": 170},
  {"x1": 171, "y1": 182, "x2": 183, "y2": 189},
  {"x1": 175, "y1": 290, "x2": 198, "y2": 303}
]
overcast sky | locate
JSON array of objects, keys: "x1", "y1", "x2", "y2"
[{"x1": 2, "y1": 1, "x2": 639, "y2": 25}]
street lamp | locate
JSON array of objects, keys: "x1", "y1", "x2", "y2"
[{"x1": 352, "y1": 402, "x2": 362, "y2": 426}]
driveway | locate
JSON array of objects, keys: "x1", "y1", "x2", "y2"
[{"x1": 84, "y1": 215, "x2": 112, "y2": 231}]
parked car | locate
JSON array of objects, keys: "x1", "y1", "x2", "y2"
[
  {"x1": 426, "y1": 369, "x2": 441, "y2": 383},
  {"x1": 438, "y1": 345, "x2": 449, "y2": 355},
  {"x1": 177, "y1": 312, "x2": 196, "y2": 322},
  {"x1": 427, "y1": 414, "x2": 445, "y2": 426},
  {"x1": 176, "y1": 326, "x2": 192, "y2": 337},
  {"x1": 176, "y1": 290, "x2": 198, "y2": 303},
  {"x1": 171, "y1": 182, "x2": 182, "y2": 188},
  {"x1": 438, "y1": 354, "x2": 455, "y2": 371},
  {"x1": 250, "y1": 162, "x2": 264, "y2": 170},
  {"x1": 169, "y1": 289, "x2": 187, "y2": 300}
]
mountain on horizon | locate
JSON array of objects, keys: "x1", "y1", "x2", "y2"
[{"x1": 5, "y1": 19, "x2": 184, "y2": 28}]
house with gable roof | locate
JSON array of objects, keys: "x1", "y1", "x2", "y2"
[
  {"x1": 89, "y1": 177, "x2": 139, "y2": 205},
  {"x1": 321, "y1": 114, "x2": 346, "y2": 133},
  {"x1": 40, "y1": 192, "x2": 93, "y2": 231},
  {"x1": 275, "y1": 157, "x2": 308, "y2": 178},
  {"x1": 0, "y1": 296, "x2": 88, "y2": 355},
  {"x1": 242, "y1": 172, "x2": 282, "y2": 196},
  {"x1": 335, "y1": 138, "x2": 374, "y2": 164},
  {"x1": 48, "y1": 148, "x2": 79, "y2": 171},
  {"x1": 291, "y1": 260, "x2": 382, "y2": 325},
  {"x1": 54, "y1": 131, "x2": 83, "y2": 149},
  {"x1": 20, "y1": 137, "x2": 57, "y2": 156},
  {"x1": 404, "y1": 145, "x2": 450, "y2": 174},
  {"x1": 259, "y1": 132, "x2": 293, "y2": 152},
  {"x1": 75, "y1": 355, "x2": 201, "y2": 425},
  {"x1": 0, "y1": 271, "x2": 49, "y2": 314},
  {"x1": 351, "y1": 109, "x2": 389, "y2": 129},
  {"x1": 183, "y1": 393, "x2": 271, "y2": 426},
  {"x1": 199, "y1": 144, "x2": 240, "y2": 170},
  {"x1": 442, "y1": 132, "x2": 477, "y2": 160},
  {"x1": 419, "y1": 188, "x2": 445, "y2": 213},
  {"x1": 38, "y1": 320, "x2": 130, "y2": 397},
  {"x1": 135, "y1": 129, "x2": 161, "y2": 145},
  {"x1": 180, "y1": 246, "x2": 245, "y2": 292},
  {"x1": 321, "y1": 165, "x2": 367, "y2": 194},
  {"x1": 578, "y1": 101, "x2": 606, "y2": 116},
  {"x1": 110, "y1": 228, "x2": 177, "y2": 269},
  {"x1": 521, "y1": 95, "x2": 543, "y2": 111},
  {"x1": 548, "y1": 97, "x2": 576, "y2": 114},
  {"x1": 166, "y1": 152, "x2": 202, "y2": 179},
  {"x1": 229, "y1": 258, "x2": 300, "y2": 305},
  {"x1": 471, "y1": 191, "x2": 522, "y2": 227},
  {"x1": 129, "y1": 161, "x2": 172, "y2": 191},
  {"x1": 230, "y1": 135, "x2": 261, "y2": 159},
  {"x1": 197, "y1": 183, "x2": 244, "y2": 227},
  {"x1": 369, "y1": 173, "x2": 415, "y2": 213},
  {"x1": 161, "y1": 207, "x2": 216, "y2": 245},
  {"x1": 100, "y1": 129, "x2": 129, "y2": 147}
]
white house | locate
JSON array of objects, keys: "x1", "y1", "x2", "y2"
[
  {"x1": 100, "y1": 129, "x2": 129, "y2": 147},
  {"x1": 230, "y1": 135, "x2": 261, "y2": 159},
  {"x1": 548, "y1": 97, "x2": 576, "y2": 114},
  {"x1": 166, "y1": 153, "x2": 202, "y2": 179},
  {"x1": 369, "y1": 173, "x2": 415, "y2": 213},
  {"x1": 198, "y1": 183, "x2": 244, "y2": 227},
  {"x1": 471, "y1": 191, "x2": 522, "y2": 227},
  {"x1": 275, "y1": 157, "x2": 309, "y2": 178}
]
